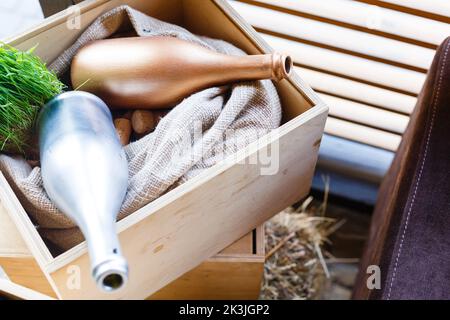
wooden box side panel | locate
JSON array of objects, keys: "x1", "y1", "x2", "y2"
[
  {"x1": 0, "y1": 202, "x2": 30, "y2": 257},
  {"x1": 148, "y1": 260, "x2": 264, "y2": 300},
  {"x1": 148, "y1": 225, "x2": 264, "y2": 300},
  {"x1": 218, "y1": 230, "x2": 253, "y2": 256},
  {"x1": 0, "y1": 279, "x2": 54, "y2": 300},
  {"x1": 0, "y1": 175, "x2": 53, "y2": 266},
  {"x1": 0, "y1": 257, "x2": 56, "y2": 298},
  {"x1": 0, "y1": 187, "x2": 56, "y2": 298},
  {"x1": 48, "y1": 107, "x2": 327, "y2": 299}
]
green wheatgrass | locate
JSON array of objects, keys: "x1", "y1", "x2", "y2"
[{"x1": 0, "y1": 44, "x2": 64, "y2": 154}]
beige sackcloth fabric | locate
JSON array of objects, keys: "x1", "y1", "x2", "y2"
[{"x1": 0, "y1": 6, "x2": 281, "y2": 250}]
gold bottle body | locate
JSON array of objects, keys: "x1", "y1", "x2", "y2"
[{"x1": 71, "y1": 36, "x2": 292, "y2": 109}]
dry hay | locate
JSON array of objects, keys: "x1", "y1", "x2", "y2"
[{"x1": 260, "y1": 188, "x2": 346, "y2": 300}]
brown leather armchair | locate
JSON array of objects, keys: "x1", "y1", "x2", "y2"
[{"x1": 353, "y1": 37, "x2": 450, "y2": 300}]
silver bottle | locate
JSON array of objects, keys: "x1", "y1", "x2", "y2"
[{"x1": 38, "y1": 91, "x2": 129, "y2": 292}]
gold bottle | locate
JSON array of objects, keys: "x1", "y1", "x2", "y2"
[{"x1": 71, "y1": 36, "x2": 292, "y2": 109}]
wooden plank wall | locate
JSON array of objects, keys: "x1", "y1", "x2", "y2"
[{"x1": 230, "y1": 0, "x2": 450, "y2": 152}]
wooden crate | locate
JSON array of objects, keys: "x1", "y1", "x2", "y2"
[
  {"x1": 0, "y1": 0, "x2": 328, "y2": 299},
  {"x1": 0, "y1": 225, "x2": 264, "y2": 300}
]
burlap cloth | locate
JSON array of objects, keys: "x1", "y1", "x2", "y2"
[{"x1": 0, "y1": 6, "x2": 281, "y2": 251}]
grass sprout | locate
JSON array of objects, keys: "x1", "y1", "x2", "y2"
[{"x1": 0, "y1": 44, "x2": 64, "y2": 153}]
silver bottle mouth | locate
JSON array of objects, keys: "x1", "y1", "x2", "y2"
[{"x1": 93, "y1": 256, "x2": 128, "y2": 292}]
